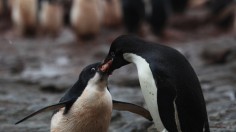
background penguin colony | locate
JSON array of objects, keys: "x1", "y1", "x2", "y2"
[{"x1": 0, "y1": 0, "x2": 235, "y2": 39}]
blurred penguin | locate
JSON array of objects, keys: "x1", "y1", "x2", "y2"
[
  {"x1": 0, "y1": 0, "x2": 12, "y2": 17},
  {"x1": 61, "y1": 0, "x2": 72, "y2": 26},
  {"x1": 70, "y1": 0, "x2": 103, "y2": 39},
  {"x1": 102, "y1": 0, "x2": 122, "y2": 28},
  {"x1": 121, "y1": 0, "x2": 145, "y2": 34},
  {"x1": 11, "y1": 0, "x2": 38, "y2": 36},
  {"x1": 146, "y1": 0, "x2": 172, "y2": 36},
  {"x1": 39, "y1": 0, "x2": 64, "y2": 36},
  {"x1": 206, "y1": 0, "x2": 236, "y2": 30},
  {"x1": 0, "y1": 0, "x2": 13, "y2": 30},
  {"x1": 169, "y1": 0, "x2": 189, "y2": 13}
]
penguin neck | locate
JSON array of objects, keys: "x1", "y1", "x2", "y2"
[
  {"x1": 87, "y1": 73, "x2": 108, "y2": 92},
  {"x1": 123, "y1": 53, "x2": 166, "y2": 131}
]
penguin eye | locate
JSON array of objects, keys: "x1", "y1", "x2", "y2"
[{"x1": 91, "y1": 68, "x2": 96, "y2": 72}]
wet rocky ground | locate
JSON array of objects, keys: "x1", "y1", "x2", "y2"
[{"x1": 0, "y1": 28, "x2": 236, "y2": 132}]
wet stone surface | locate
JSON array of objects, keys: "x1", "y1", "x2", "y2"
[{"x1": 0, "y1": 33, "x2": 236, "y2": 131}]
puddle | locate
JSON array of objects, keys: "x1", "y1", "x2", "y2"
[
  {"x1": 21, "y1": 63, "x2": 66, "y2": 79},
  {"x1": 55, "y1": 56, "x2": 69, "y2": 66}
]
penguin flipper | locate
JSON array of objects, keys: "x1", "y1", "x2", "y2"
[
  {"x1": 15, "y1": 101, "x2": 69, "y2": 125},
  {"x1": 112, "y1": 100, "x2": 153, "y2": 121}
]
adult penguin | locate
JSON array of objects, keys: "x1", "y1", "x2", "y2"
[
  {"x1": 146, "y1": 0, "x2": 172, "y2": 36},
  {"x1": 39, "y1": 0, "x2": 64, "y2": 36},
  {"x1": 11, "y1": 0, "x2": 38, "y2": 35},
  {"x1": 100, "y1": 35, "x2": 210, "y2": 132},
  {"x1": 121, "y1": 0, "x2": 145, "y2": 33},
  {"x1": 15, "y1": 62, "x2": 152, "y2": 131},
  {"x1": 70, "y1": 0, "x2": 103, "y2": 39}
]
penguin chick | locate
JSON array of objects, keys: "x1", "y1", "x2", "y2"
[
  {"x1": 102, "y1": 0, "x2": 122, "y2": 28},
  {"x1": 39, "y1": 0, "x2": 63, "y2": 36},
  {"x1": 70, "y1": 0, "x2": 103, "y2": 39},
  {"x1": 51, "y1": 63, "x2": 112, "y2": 132},
  {"x1": 11, "y1": 0, "x2": 37, "y2": 36},
  {"x1": 15, "y1": 62, "x2": 152, "y2": 132}
]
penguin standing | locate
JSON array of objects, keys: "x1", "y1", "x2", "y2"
[
  {"x1": 0, "y1": 0, "x2": 13, "y2": 30},
  {"x1": 70, "y1": 0, "x2": 103, "y2": 39},
  {"x1": 121, "y1": 0, "x2": 145, "y2": 33},
  {"x1": 39, "y1": 0, "x2": 64, "y2": 36},
  {"x1": 0, "y1": 0, "x2": 11, "y2": 17},
  {"x1": 11, "y1": 0, "x2": 38, "y2": 35},
  {"x1": 61, "y1": 0, "x2": 72, "y2": 26},
  {"x1": 146, "y1": 0, "x2": 172, "y2": 36},
  {"x1": 15, "y1": 62, "x2": 152, "y2": 132},
  {"x1": 102, "y1": 0, "x2": 122, "y2": 28},
  {"x1": 100, "y1": 35, "x2": 210, "y2": 132}
]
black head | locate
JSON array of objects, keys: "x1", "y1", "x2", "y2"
[
  {"x1": 60, "y1": 62, "x2": 111, "y2": 104},
  {"x1": 76, "y1": 62, "x2": 111, "y2": 90},
  {"x1": 101, "y1": 35, "x2": 145, "y2": 74},
  {"x1": 59, "y1": 62, "x2": 112, "y2": 114}
]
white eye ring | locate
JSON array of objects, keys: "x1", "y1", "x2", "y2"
[{"x1": 91, "y1": 68, "x2": 96, "y2": 72}]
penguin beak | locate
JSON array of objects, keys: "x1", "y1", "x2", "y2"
[{"x1": 99, "y1": 59, "x2": 113, "y2": 73}]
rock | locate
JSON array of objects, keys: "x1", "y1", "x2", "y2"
[{"x1": 201, "y1": 47, "x2": 231, "y2": 64}]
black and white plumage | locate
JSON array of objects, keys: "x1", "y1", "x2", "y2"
[
  {"x1": 121, "y1": 0, "x2": 145, "y2": 33},
  {"x1": 101, "y1": 35, "x2": 210, "y2": 132},
  {"x1": 146, "y1": 0, "x2": 172, "y2": 35},
  {"x1": 15, "y1": 62, "x2": 152, "y2": 132}
]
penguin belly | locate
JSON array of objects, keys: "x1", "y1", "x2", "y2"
[
  {"x1": 50, "y1": 88, "x2": 112, "y2": 132},
  {"x1": 123, "y1": 53, "x2": 168, "y2": 132}
]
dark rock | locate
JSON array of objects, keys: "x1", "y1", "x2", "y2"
[{"x1": 201, "y1": 47, "x2": 231, "y2": 64}]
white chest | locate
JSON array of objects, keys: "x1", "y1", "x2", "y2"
[
  {"x1": 123, "y1": 53, "x2": 166, "y2": 131},
  {"x1": 50, "y1": 88, "x2": 112, "y2": 132}
]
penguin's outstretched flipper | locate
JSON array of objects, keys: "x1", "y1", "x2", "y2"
[
  {"x1": 112, "y1": 100, "x2": 153, "y2": 121},
  {"x1": 15, "y1": 100, "x2": 75, "y2": 125}
]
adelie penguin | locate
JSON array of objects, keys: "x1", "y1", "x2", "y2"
[
  {"x1": 15, "y1": 62, "x2": 152, "y2": 132},
  {"x1": 70, "y1": 0, "x2": 103, "y2": 39},
  {"x1": 100, "y1": 35, "x2": 210, "y2": 132},
  {"x1": 0, "y1": 0, "x2": 12, "y2": 17},
  {"x1": 121, "y1": 0, "x2": 145, "y2": 33},
  {"x1": 146, "y1": 0, "x2": 172, "y2": 36},
  {"x1": 11, "y1": 0, "x2": 38, "y2": 36},
  {"x1": 102, "y1": 0, "x2": 122, "y2": 28},
  {"x1": 11, "y1": 0, "x2": 64, "y2": 36},
  {"x1": 39, "y1": 0, "x2": 64, "y2": 36}
]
